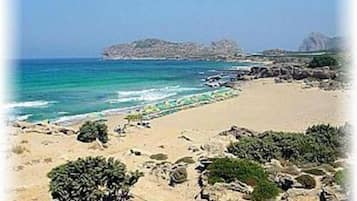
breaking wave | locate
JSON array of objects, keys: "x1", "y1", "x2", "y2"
[
  {"x1": 5, "y1": 100, "x2": 56, "y2": 109},
  {"x1": 107, "y1": 85, "x2": 202, "y2": 103}
]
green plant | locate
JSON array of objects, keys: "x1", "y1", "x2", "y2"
[
  {"x1": 150, "y1": 153, "x2": 168, "y2": 161},
  {"x1": 47, "y1": 156, "x2": 143, "y2": 201},
  {"x1": 77, "y1": 121, "x2": 108, "y2": 144},
  {"x1": 302, "y1": 168, "x2": 325, "y2": 176},
  {"x1": 207, "y1": 158, "x2": 268, "y2": 185},
  {"x1": 207, "y1": 158, "x2": 279, "y2": 201},
  {"x1": 227, "y1": 124, "x2": 350, "y2": 166},
  {"x1": 334, "y1": 169, "x2": 349, "y2": 190},
  {"x1": 175, "y1": 156, "x2": 195, "y2": 164},
  {"x1": 295, "y1": 175, "x2": 316, "y2": 189},
  {"x1": 308, "y1": 55, "x2": 338, "y2": 68},
  {"x1": 319, "y1": 164, "x2": 336, "y2": 173},
  {"x1": 251, "y1": 180, "x2": 280, "y2": 201},
  {"x1": 124, "y1": 113, "x2": 143, "y2": 125}
]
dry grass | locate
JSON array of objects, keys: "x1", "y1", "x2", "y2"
[
  {"x1": 11, "y1": 145, "x2": 28, "y2": 155},
  {"x1": 20, "y1": 140, "x2": 29, "y2": 144},
  {"x1": 150, "y1": 153, "x2": 168, "y2": 161},
  {"x1": 43, "y1": 158, "x2": 53, "y2": 163}
]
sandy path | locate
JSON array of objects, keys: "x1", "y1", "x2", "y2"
[{"x1": 7, "y1": 79, "x2": 349, "y2": 201}]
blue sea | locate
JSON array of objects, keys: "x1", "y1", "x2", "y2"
[{"x1": 9, "y1": 59, "x2": 251, "y2": 123}]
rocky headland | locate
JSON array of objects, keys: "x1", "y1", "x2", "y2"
[
  {"x1": 298, "y1": 32, "x2": 344, "y2": 52},
  {"x1": 102, "y1": 38, "x2": 243, "y2": 60}
]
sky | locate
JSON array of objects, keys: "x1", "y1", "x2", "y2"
[{"x1": 19, "y1": 0, "x2": 340, "y2": 58}]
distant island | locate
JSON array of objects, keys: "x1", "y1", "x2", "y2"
[
  {"x1": 103, "y1": 32, "x2": 344, "y2": 61},
  {"x1": 298, "y1": 32, "x2": 343, "y2": 52},
  {"x1": 102, "y1": 38, "x2": 243, "y2": 60}
]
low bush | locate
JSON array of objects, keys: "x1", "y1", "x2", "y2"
[
  {"x1": 207, "y1": 158, "x2": 279, "y2": 201},
  {"x1": 175, "y1": 156, "x2": 195, "y2": 164},
  {"x1": 207, "y1": 158, "x2": 267, "y2": 185},
  {"x1": 334, "y1": 169, "x2": 349, "y2": 190},
  {"x1": 308, "y1": 55, "x2": 338, "y2": 68},
  {"x1": 150, "y1": 153, "x2": 168, "y2": 161},
  {"x1": 319, "y1": 164, "x2": 336, "y2": 173},
  {"x1": 295, "y1": 175, "x2": 316, "y2": 189},
  {"x1": 47, "y1": 156, "x2": 143, "y2": 201},
  {"x1": 302, "y1": 168, "x2": 325, "y2": 176},
  {"x1": 251, "y1": 180, "x2": 280, "y2": 201},
  {"x1": 227, "y1": 124, "x2": 350, "y2": 166},
  {"x1": 77, "y1": 121, "x2": 108, "y2": 144}
]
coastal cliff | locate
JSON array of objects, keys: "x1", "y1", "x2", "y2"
[{"x1": 102, "y1": 38, "x2": 243, "y2": 60}]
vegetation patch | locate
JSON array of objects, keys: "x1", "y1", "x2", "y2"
[
  {"x1": 308, "y1": 55, "x2": 338, "y2": 68},
  {"x1": 11, "y1": 145, "x2": 28, "y2": 154},
  {"x1": 302, "y1": 168, "x2": 325, "y2": 176},
  {"x1": 334, "y1": 169, "x2": 349, "y2": 190},
  {"x1": 207, "y1": 158, "x2": 279, "y2": 200},
  {"x1": 295, "y1": 175, "x2": 316, "y2": 189},
  {"x1": 207, "y1": 158, "x2": 267, "y2": 185},
  {"x1": 319, "y1": 164, "x2": 336, "y2": 173},
  {"x1": 251, "y1": 180, "x2": 280, "y2": 201},
  {"x1": 124, "y1": 113, "x2": 143, "y2": 125},
  {"x1": 47, "y1": 156, "x2": 143, "y2": 201},
  {"x1": 175, "y1": 156, "x2": 195, "y2": 164},
  {"x1": 150, "y1": 153, "x2": 168, "y2": 161},
  {"x1": 227, "y1": 124, "x2": 350, "y2": 166},
  {"x1": 77, "y1": 121, "x2": 108, "y2": 144}
]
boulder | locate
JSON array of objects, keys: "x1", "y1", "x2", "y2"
[
  {"x1": 169, "y1": 163, "x2": 188, "y2": 185},
  {"x1": 273, "y1": 173, "x2": 299, "y2": 191},
  {"x1": 196, "y1": 157, "x2": 213, "y2": 173},
  {"x1": 197, "y1": 184, "x2": 246, "y2": 201},
  {"x1": 58, "y1": 127, "x2": 76, "y2": 135},
  {"x1": 319, "y1": 188, "x2": 338, "y2": 201},
  {"x1": 219, "y1": 126, "x2": 256, "y2": 139}
]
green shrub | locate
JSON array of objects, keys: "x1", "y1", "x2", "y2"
[
  {"x1": 227, "y1": 124, "x2": 349, "y2": 166},
  {"x1": 207, "y1": 158, "x2": 268, "y2": 185},
  {"x1": 124, "y1": 113, "x2": 143, "y2": 124},
  {"x1": 175, "y1": 156, "x2": 195, "y2": 164},
  {"x1": 332, "y1": 161, "x2": 345, "y2": 168},
  {"x1": 319, "y1": 164, "x2": 336, "y2": 173},
  {"x1": 207, "y1": 158, "x2": 279, "y2": 201},
  {"x1": 334, "y1": 169, "x2": 349, "y2": 190},
  {"x1": 77, "y1": 121, "x2": 108, "y2": 143},
  {"x1": 47, "y1": 156, "x2": 143, "y2": 201},
  {"x1": 295, "y1": 175, "x2": 316, "y2": 189},
  {"x1": 302, "y1": 168, "x2": 325, "y2": 176},
  {"x1": 251, "y1": 180, "x2": 280, "y2": 201},
  {"x1": 150, "y1": 153, "x2": 168, "y2": 161},
  {"x1": 308, "y1": 55, "x2": 338, "y2": 68}
]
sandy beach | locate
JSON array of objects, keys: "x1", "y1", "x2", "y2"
[{"x1": 7, "y1": 78, "x2": 349, "y2": 201}]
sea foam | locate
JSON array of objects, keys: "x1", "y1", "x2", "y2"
[
  {"x1": 5, "y1": 100, "x2": 56, "y2": 109},
  {"x1": 108, "y1": 85, "x2": 202, "y2": 103}
]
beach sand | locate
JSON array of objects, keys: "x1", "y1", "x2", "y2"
[{"x1": 7, "y1": 78, "x2": 349, "y2": 201}]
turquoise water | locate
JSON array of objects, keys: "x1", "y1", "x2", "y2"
[{"x1": 10, "y1": 59, "x2": 249, "y2": 123}]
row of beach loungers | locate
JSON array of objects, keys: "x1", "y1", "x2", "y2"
[{"x1": 134, "y1": 88, "x2": 240, "y2": 120}]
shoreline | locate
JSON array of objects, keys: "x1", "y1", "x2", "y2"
[{"x1": 8, "y1": 78, "x2": 350, "y2": 201}]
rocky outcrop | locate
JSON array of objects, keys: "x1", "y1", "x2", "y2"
[
  {"x1": 169, "y1": 163, "x2": 188, "y2": 185},
  {"x1": 299, "y1": 32, "x2": 343, "y2": 52},
  {"x1": 12, "y1": 121, "x2": 76, "y2": 136},
  {"x1": 103, "y1": 38, "x2": 243, "y2": 60},
  {"x1": 249, "y1": 65, "x2": 337, "y2": 81},
  {"x1": 218, "y1": 126, "x2": 257, "y2": 139}
]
